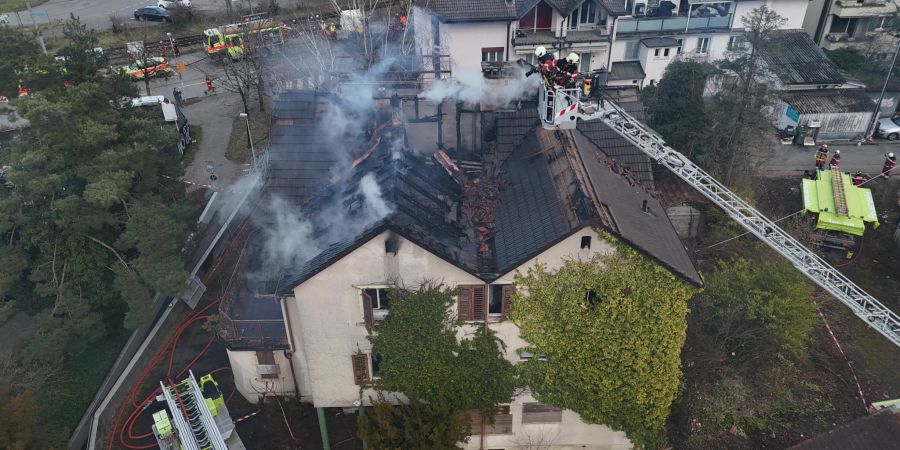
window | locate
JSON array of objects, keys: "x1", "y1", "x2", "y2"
[
  {"x1": 371, "y1": 353, "x2": 382, "y2": 379},
  {"x1": 585, "y1": 289, "x2": 599, "y2": 307},
  {"x1": 362, "y1": 288, "x2": 391, "y2": 328},
  {"x1": 256, "y1": 351, "x2": 279, "y2": 379},
  {"x1": 458, "y1": 285, "x2": 486, "y2": 321},
  {"x1": 488, "y1": 284, "x2": 515, "y2": 319},
  {"x1": 675, "y1": 38, "x2": 683, "y2": 53},
  {"x1": 696, "y1": 37, "x2": 709, "y2": 54},
  {"x1": 727, "y1": 35, "x2": 746, "y2": 50},
  {"x1": 830, "y1": 17, "x2": 850, "y2": 34},
  {"x1": 519, "y1": 350, "x2": 548, "y2": 362},
  {"x1": 482, "y1": 47, "x2": 504, "y2": 62},
  {"x1": 522, "y1": 402, "x2": 563, "y2": 423},
  {"x1": 351, "y1": 353, "x2": 370, "y2": 385},
  {"x1": 568, "y1": 0, "x2": 602, "y2": 29},
  {"x1": 470, "y1": 406, "x2": 513, "y2": 435},
  {"x1": 580, "y1": 236, "x2": 591, "y2": 249},
  {"x1": 664, "y1": 47, "x2": 670, "y2": 57},
  {"x1": 654, "y1": 48, "x2": 660, "y2": 57},
  {"x1": 577, "y1": 52, "x2": 592, "y2": 73},
  {"x1": 625, "y1": 40, "x2": 639, "y2": 60},
  {"x1": 519, "y1": 2, "x2": 553, "y2": 31}
]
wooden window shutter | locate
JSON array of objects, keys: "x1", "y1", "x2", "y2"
[
  {"x1": 501, "y1": 285, "x2": 515, "y2": 320},
  {"x1": 351, "y1": 354, "x2": 370, "y2": 385},
  {"x1": 472, "y1": 285, "x2": 486, "y2": 320},
  {"x1": 457, "y1": 286, "x2": 473, "y2": 321},
  {"x1": 362, "y1": 290, "x2": 374, "y2": 331}
]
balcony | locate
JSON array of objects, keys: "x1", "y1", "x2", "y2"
[
  {"x1": 511, "y1": 25, "x2": 610, "y2": 47},
  {"x1": 832, "y1": 0, "x2": 897, "y2": 18},
  {"x1": 617, "y1": 13, "x2": 732, "y2": 34}
]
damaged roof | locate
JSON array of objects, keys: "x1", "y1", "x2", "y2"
[
  {"x1": 760, "y1": 30, "x2": 846, "y2": 86},
  {"x1": 251, "y1": 91, "x2": 698, "y2": 299}
]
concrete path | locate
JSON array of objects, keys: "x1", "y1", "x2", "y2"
[{"x1": 762, "y1": 141, "x2": 900, "y2": 177}]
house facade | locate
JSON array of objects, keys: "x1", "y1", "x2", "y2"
[
  {"x1": 803, "y1": 0, "x2": 900, "y2": 58},
  {"x1": 222, "y1": 91, "x2": 701, "y2": 448},
  {"x1": 413, "y1": 0, "x2": 808, "y2": 86}
]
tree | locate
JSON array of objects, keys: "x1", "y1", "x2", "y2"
[
  {"x1": 702, "y1": 6, "x2": 785, "y2": 183},
  {"x1": 643, "y1": 61, "x2": 708, "y2": 158},
  {"x1": 58, "y1": 15, "x2": 106, "y2": 82},
  {"x1": 511, "y1": 235, "x2": 696, "y2": 446},
  {"x1": 357, "y1": 395, "x2": 471, "y2": 449},
  {"x1": 367, "y1": 283, "x2": 518, "y2": 416},
  {"x1": 696, "y1": 258, "x2": 816, "y2": 360},
  {"x1": 0, "y1": 28, "x2": 63, "y2": 98},
  {"x1": 0, "y1": 79, "x2": 194, "y2": 353},
  {"x1": 0, "y1": 378, "x2": 39, "y2": 450},
  {"x1": 217, "y1": 28, "x2": 272, "y2": 114}
]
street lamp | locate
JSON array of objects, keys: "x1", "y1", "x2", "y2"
[
  {"x1": 166, "y1": 32, "x2": 183, "y2": 87},
  {"x1": 239, "y1": 112, "x2": 257, "y2": 171},
  {"x1": 865, "y1": 33, "x2": 900, "y2": 141}
]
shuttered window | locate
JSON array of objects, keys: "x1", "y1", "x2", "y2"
[
  {"x1": 362, "y1": 290, "x2": 374, "y2": 331},
  {"x1": 522, "y1": 402, "x2": 563, "y2": 423},
  {"x1": 489, "y1": 284, "x2": 516, "y2": 320},
  {"x1": 501, "y1": 285, "x2": 514, "y2": 320},
  {"x1": 351, "y1": 354, "x2": 370, "y2": 385},
  {"x1": 469, "y1": 406, "x2": 513, "y2": 435},
  {"x1": 457, "y1": 285, "x2": 487, "y2": 321}
]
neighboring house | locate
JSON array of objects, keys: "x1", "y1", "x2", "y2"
[
  {"x1": 761, "y1": 30, "x2": 875, "y2": 139},
  {"x1": 803, "y1": 0, "x2": 900, "y2": 58},
  {"x1": 788, "y1": 406, "x2": 900, "y2": 450},
  {"x1": 412, "y1": 0, "x2": 807, "y2": 86},
  {"x1": 220, "y1": 90, "x2": 700, "y2": 448}
]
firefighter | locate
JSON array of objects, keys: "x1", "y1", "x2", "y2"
[
  {"x1": 554, "y1": 53, "x2": 580, "y2": 87},
  {"x1": 814, "y1": 144, "x2": 828, "y2": 170},
  {"x1": 829, "y1": 149, "x2": 841, "y2": 168},
  {"x1": 204, "y1": 76, "x2": 216, "y2": 95},
  {"x1": 883, "y1": 152, "x2": 897, "y2": 177},
  {"x1": 526, "y1": 46, "x2": 555, "y2": 78},
  {"x1": 852, "y1": 171, "x2": 865, "y2": 186}
]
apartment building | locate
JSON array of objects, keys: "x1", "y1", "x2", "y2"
[{"x1": 803, "y1": 0, "x2": 900, "y2": 58}]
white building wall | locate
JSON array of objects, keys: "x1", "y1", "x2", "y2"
[
  {"x1": 639, "y1": 44, "x2": 678, "y2": 83},
  {"x1": 286, "y1": 230, "x2": 482, "y2": 407},
  {"x1": 227, "y1": 349, "x2": 296, "y2": 404},
  {"x1": 732, "y1": 0, "x2": 809, "y2": 29},
  {"x1": 443, "y1": 21, "x2": 512, "y2": 73}
]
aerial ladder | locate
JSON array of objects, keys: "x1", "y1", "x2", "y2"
[
  {"x1": 153, "y1": 371, "x2": 243, "y2": 450},
  {"x1": 525, "y1": 63, "x2": 900, "y2": 348}
]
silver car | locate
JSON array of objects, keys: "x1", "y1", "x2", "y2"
[{"x1": 876, "y1": 117, "x2": 900, "y2": 140}]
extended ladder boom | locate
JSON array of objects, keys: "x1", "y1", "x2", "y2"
[{"x1": 542, "y1": 85, "x2": 900, "y2": 348}]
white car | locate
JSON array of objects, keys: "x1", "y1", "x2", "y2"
[
  {"x1": 157, "y1": 0, "x2": 191, "y2": 9},
  {"x1": 131, "y1": 95, "x2": 167, "y2": 107}
]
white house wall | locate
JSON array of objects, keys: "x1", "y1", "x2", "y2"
[
  {"x1": 443, "y1": 21, "x2": 512, "y2": 72},
  {"x1": 732, "y1": 0, "x2": 809, "y2": 29},
  {"x1": 227, "y1": 349, "x2": 297, "y2": 404},
  {"x1": 286, "y1": 230, "x2": 483, "y2": 407}
]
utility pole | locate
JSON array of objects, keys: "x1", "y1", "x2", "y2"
[{"x1": 865, "y1": 34, "x2": 900, "y2": 141}]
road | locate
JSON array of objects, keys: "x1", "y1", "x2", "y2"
[
  {"x1": 762, "y1": 141, "x2": 898, "y2": 177},
  {"x1": 12, "y1": 0, "x2": 309, "y2": 30}
]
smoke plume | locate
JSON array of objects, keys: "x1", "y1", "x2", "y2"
[{"x1": 420, "y1": 67, "x2": 540, "y2": 107}]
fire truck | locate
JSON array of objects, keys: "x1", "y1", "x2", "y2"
[{"x1": 203, "y1": 16, "x2": 286, "y2": 61}]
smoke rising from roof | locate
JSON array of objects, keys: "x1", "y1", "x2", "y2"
[{"x1": 420, "y1": 67, "x2": 540, "y2": 107}]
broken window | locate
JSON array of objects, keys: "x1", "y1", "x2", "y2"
[
  {"x1": 371, "y1": 353, "x2": 382, "y2": 379},
  {"x1": 522, "y1": 402, "x2": 563, "y2": 423},
  {"x1": 363, "y1": 288, "x2": 390, "y2": 324},
  {"x1": 351, "y1": 353, "x2": 370, "y2": 385},
  {"x1": 585, "y1": 290, "x2": 599, "y2": 308},
  {"x1": 581, "y1": 236, "x2": 592, "y2": 249}
]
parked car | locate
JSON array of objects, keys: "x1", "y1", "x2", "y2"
[
  {"x1": 131, "y1": 95, "x2": 167, "y2": 107},
  {"x1": 876, "y1": 117, "x2": 900, "y2": 140},
  {"x1": 157, "y1": 0, "x2": 191, "y2": 8},
  {"x1": 119, "y1": 57, "x2": 173, "y2": 80},
  {"x1": 134, "y1": 6, "x2": 171, "y2": 22}
]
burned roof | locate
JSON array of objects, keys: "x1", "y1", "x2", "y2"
[{"x1": 760, "y1": 30, "x2": 846, "y2": 86}]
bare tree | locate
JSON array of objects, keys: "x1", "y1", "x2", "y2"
[{"x1": 216, "y1": 29, "x2": 272, "y2": 114}]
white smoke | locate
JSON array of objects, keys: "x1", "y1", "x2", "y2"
[
  {"x1": 420, "y1": 67, "x2": 540, "y2": 107},
  {"x1": 359, "y1": 173, "x2": 391, "y2": 220}
]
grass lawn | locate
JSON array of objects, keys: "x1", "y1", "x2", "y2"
[
  {"x1": 226, "y1": 108, "x2": 270, "y2": 163},
  {"x1": 37, "y1": 330, "x2": 131, "y2": 441},
  {"x1": 0, "y1": 0, "x2": 48, "y2": 13}
]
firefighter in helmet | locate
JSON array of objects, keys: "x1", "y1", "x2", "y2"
[
  {"x1": 555, "y1": 52, "x2": 580, "y2": 87},
  {"x1": 527, "y1": 46, "x2": 556, "y2": 78},
  {"x1": 883, "y1": 152, "x2": 896, "y2": 177}
]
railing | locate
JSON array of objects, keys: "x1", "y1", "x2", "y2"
[
  {"x1": 218, "y1": 309, "x2": 289, "y2": 350},
  {"x1": 617, "y1": 13, "x2": 731, "y2": 33}
]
